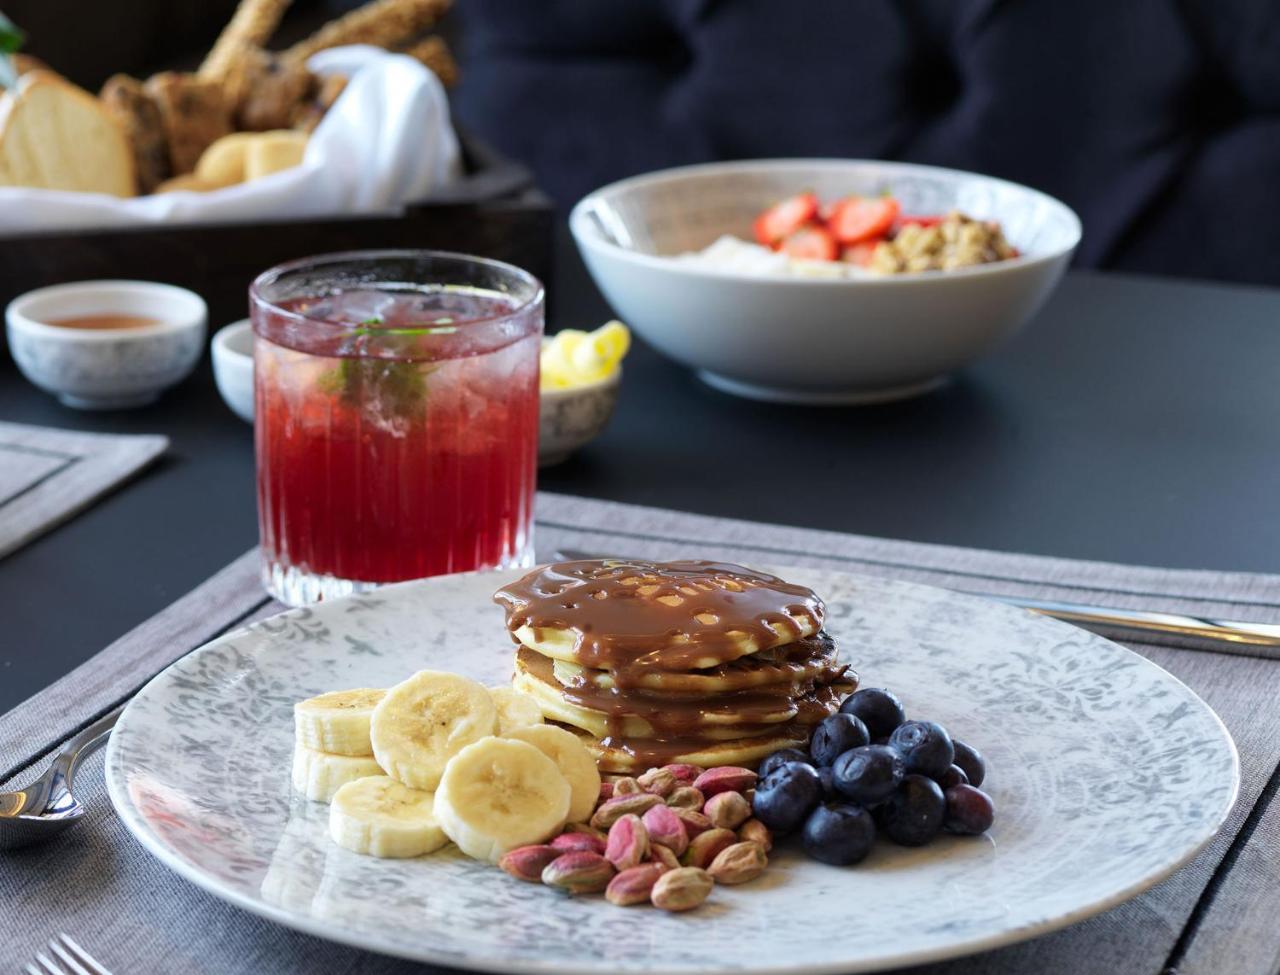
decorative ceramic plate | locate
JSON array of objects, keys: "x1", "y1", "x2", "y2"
[{"x1": 105, "y1": 567, "x2": 1238, "y2": 975}]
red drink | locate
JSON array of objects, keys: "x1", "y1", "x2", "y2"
[{"x1": 251, "y1": 251, "x2": 543, "y2": 605}]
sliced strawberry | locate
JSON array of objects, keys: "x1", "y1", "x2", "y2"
[
  {"x1": 841, "y1": 241, "x2": 879, "y2": 267},
  {"x1": 828, "y1": 196, "x2": 901, "y2": 244},
  {"x1": 896, "y1": 213, "x2": 947, "y2": 232},
  {"x1": 779, "y1": 224, "x2": 838, "y2": 261},
  {"x1": 753, "y1": 192, "x2": 820, "y2": 246}
]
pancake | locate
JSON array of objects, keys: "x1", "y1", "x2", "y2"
[
  {"x1": 493, "y1": 559, "x2": 855, "y2": 773},
  {"x1": 561, "y1": 723, "x2": 814, "y2": 774},
  {"x1": 551, "y1": 631, "x2": 845, "y2": 694},
  {"x1": 495, "y1": 559, "x2": 825, "y2": 673},
  {"x1": 514, "y1": 647, "x2": 855, "y2": 742}
]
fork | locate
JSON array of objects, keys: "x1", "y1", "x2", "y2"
[{"x1": 23, "y1": 933, "x2": 113, "y2": 975}]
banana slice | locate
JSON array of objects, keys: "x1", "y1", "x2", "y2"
[
  {"x1": 328, "y1": 775, "x2": 448, "y2": 858},
  {"x1": 505, "y1": 723, "x2": 601, "y2": 824},
  {"x1": 434, "y1": 737, "x2": 571, "y2": 862},
  {"x1": 370, "y1": 671, "x2": 497, "y2": 791},
  {"x1": 295, "y1": 688, "x2": 385, "y2": 756},
  {"x1": 488, "y1": 685, "x2": 544, "y2": 734},
  {"x1": 291, "y1": 744, "x2": 384, "y2": 803}
]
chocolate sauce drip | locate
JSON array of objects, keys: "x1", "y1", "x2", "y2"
[{"x1": 494, "y1": 559, "x2": 826, "y2": 674}]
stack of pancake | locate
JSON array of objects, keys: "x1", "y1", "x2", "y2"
[{"x1": 493, "y1": 559, "x2": 855, "y2": 773}]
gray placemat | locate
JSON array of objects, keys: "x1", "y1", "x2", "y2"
[
  {"x1": 3, "y1": 492, "x2": 1280, "y2": 975},
  {"x1": 0, "y1": 421, "x2": 167, "y2": 559}
]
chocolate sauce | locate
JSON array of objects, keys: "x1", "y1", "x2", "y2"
[{"x1": 493, "y1": 560, "x2": 826, "y2": 674}]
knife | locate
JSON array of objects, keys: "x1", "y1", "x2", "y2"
[{"x1": 551, "y1": 549, "x2": 1280, "y2": 653}]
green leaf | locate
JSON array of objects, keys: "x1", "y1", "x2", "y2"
[
  {"x1": 0, "y1": 13, "x2": 23, "y2": 90},
  {"x1": 317, "y1": 316, "x2": 435, "y2": 420},
  {"x1": 0, "y1": 14, "x2": 24, "y2": 54}
]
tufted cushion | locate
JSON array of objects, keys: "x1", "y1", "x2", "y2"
[{"x1": 453, "y1": 0, "x2": 1280, "y2": 286}]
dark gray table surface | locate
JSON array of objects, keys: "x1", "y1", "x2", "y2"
[{"x1": 2, "y1": 233, "x2": 1279, "y2": 714}]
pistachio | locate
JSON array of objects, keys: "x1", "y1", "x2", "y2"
[
  {"x1": 551, "y1": 831, "x2": 606, "y2": 855},
  {"x1": 682, "y1": 827, "x2": 737, "y2": 869},
  {"x1": 563, "y1": 822, "x2": 608, "y2": 843},
  {"x1": 650, "y1": 843, "x2": 681, "y2": 869},
  {"x1": 666, "y1": 786, "x2": 705, "y2": 810},
  {"x1": 693, "y1": 766, "x2": 757, "y2": 797},
  {"x1": 651, "y1": 866, "x2": 714, "y2": 912},
  {"x1": 605, "y1": 862, "x2": 668, "y2": 906},
  {"x1": 662, "y1": 763, "x2": 702, "y2": 784},
  {"x1": 642, "y1": 803, "x2": 689, "y2": 856},
  {"x1": 637, "y1": 767, "x2": 678, "y2": 797},
  {"x1": 671, "y1": 807, "x2": 712, "y2": 839},
  {"x1": 498, "y1": 844, "x2": 559, "y2": 883},
  {"x1": 704, "y1": 790, "x2": 752, "y2": 830},
  {"x1": 707, "y1": 841, "x2": 768, "y2": 885},
  {"x1": 612, "y1": 776, "x2": 642, "y2": 796},
  {"x1": 598, "y1": 781, "x2": 615, "y2": 803},
  {"x1": 605, "y1": 814, "x2": 650, "y2": 871},
  {"x1": 541, "y1": 851, "x2": 614, "y2": 894},
  {"x1": 737, "y1": 818, "x2": 773, "y2": 852},
  {"x1": 590, "y1": 792, "x2": 663, "y2": 830}
]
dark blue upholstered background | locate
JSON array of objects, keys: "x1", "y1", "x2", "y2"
[{"x1": 452, "y1": 0, "x2": 1280, "y2": 286}]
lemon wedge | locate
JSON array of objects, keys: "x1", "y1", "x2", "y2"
[{"x1": 541, "y1": 320, "x2": 630, "y2": 390}]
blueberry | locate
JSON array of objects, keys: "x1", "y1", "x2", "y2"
[
  {"x1": 881, "y1": 774, "x2": 946, "y2": 846},
  {"x1": 889, "y1": 720, "x2": 954, "y2": 779},
  {"x1": 951, "y1": 739, "x2": 986, "y2": 788},
  {"x1": 831, "y1": 744, "x2": 904, "y2": 807},
  {"x1": 944, "y1": 784, "x2": 995, "y2": 835},
  {"x1": 817, "y1": 765, "x2": 838, "y2": 799},
  {"x1": 809, "y1": 713, "x2": 870, "y2": 767},
  {"x1": 802, "y1": 803, "x2": 877, "y2": 866},
  {"x1": 757, "y1": 748, "x2": 812, "y2": 779},
  {"x1": 937, "y1": 764, "x2": 969, "y2": 789},
  {"x1": 839, "y1": 688, "x2": 906, "y2": 739},
  {"x1": 752, "y1": 762, "x2": 824, "y2": 834}
]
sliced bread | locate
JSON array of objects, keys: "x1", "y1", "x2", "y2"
[{"x1": 0, "y1": 70, "x2": 136, "y2": 196}]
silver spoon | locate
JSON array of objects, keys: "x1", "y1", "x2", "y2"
[{"x1": 0, "y1": 705, "x2": 123, "y2": 850}]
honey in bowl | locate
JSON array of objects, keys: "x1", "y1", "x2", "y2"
[{"x1": 45, "y1": 314, "x2": 162, "y2": 330}]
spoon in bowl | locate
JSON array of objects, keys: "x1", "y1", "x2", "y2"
[{"x1": 0, "y1": 705, "x2": 123, "y2": 850}]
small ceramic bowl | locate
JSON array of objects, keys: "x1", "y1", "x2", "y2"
[
  {"x1": 538, "y1": 367, "x2": 622, "y2": 466},
  {"x1": 211, "y1": 319, "x2": 255, "y2": 423},
  {"x1": 212, "y1": 325, "x2": 620, "y2": 463},
  {"x1": 5, "y1": 280, "x2": 207, "y2": 409}
]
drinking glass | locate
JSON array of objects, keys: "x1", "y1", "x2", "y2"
[{"x1": 251, "y1": 250, "x2": 543, "y2": 606}]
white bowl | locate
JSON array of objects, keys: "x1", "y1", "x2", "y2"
[
  {"x1": 5, "y1": 280, "x2": 207, "y2": 409},
  {"x1": 211, "y1": 319, "x2": 255, "y2": 423},
  {"x1": 570, "y1": 159, "x2": 1081, "y2": 404},
  {"x1": 211, "y1": 324, "x2": 621, "y2": 463}
]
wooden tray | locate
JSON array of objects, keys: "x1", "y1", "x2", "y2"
[{"x1": 0, "y1": 134, "x2": 554, "y2": 331}]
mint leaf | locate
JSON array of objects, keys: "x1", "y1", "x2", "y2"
[
  {"x1": 0, "y1": 14, "x2": 24, "y2": 54},
  {"x1": 0, "y1": 14, "x2": 22, "y2": 90},
  {"x1": 318, "y1": 316, "x2": 437, "y2": 420}
]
